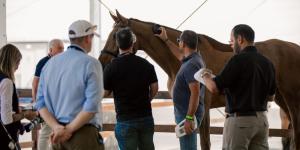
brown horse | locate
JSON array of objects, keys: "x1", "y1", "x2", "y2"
[{"x1": 99, "y1": 11, "x2": 300, "y2": 150}]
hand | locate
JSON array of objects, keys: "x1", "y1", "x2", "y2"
[
  {"x1": 23, "y1": 110, "x2": 38, "y2": 120},
  {"x1": 199, "y1": 68, "x2": 212, "y2": 78},
  {"x1": 154, "y1": 27, "x2": 168, "y2": 42},
  {"x1": 184, "y1": 120, "x2": 195, "y2": 135},
  {"x1": 51, "y1": 125, "x2": 72, "y2": 144},
  {"x1": 59, "y1": 127, "x2": 72, "y2": 143}
]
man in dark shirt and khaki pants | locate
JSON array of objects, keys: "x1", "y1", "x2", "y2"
[{"x1": 195, "y1": 24, "x2": 276, "y2": 150}]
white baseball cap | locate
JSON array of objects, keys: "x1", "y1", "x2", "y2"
[{"x1": 68, "y1": 20, "x2": 100, "y2": 38}]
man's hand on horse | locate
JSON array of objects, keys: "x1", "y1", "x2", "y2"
[{"x1": 155, "y1": 27, "x2": 168, "y2": 42}]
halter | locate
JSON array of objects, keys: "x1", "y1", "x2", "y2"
[{"x1": 100, "y1": 19, "x2": 138, "y2": 58}]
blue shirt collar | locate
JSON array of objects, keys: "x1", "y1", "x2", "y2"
[
  {"x1": 68, "y1": 44, "x2": 86, "y2": 53},
  {"x1": 182, "y1": 52, "x2": 198, "y2": 62}
]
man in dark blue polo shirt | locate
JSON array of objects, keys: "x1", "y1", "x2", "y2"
[
  {"x1": 156, "y1": 28, "x2": 205, "y2": 150},
  {"x1": 197, "y1": 24, "x2": 276, "y2": 150},
  {"x1": 104, "y1": 28, "x2": 158, "y2": 150},
  {"x1": 32, "y1": 39, "x2": 64, "y2": 150}
]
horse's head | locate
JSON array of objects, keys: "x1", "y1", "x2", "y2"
[{"x1": 98, "y1": 10, "x2": 140, "y2": 69}]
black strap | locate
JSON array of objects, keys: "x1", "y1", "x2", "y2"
[{"x1": 68, "y1": 45, "x2": 85, "y2": 53}]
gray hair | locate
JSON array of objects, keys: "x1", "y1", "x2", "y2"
[{"x1": 48, "y1": 39, "x2": 63, "y2": 50}]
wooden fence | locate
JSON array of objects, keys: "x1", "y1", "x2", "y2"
[{"x1": 16, "y1": 89, "x2": 291, "y2": 149}]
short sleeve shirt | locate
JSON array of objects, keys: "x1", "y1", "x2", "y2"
[
  {"x1": 172, "y1": 52, "x2": 205, "y2": 118},
  {"x1": 34, "y1": 55, "x2": 51, "y2": 77},
  {"x1": 103, "y1": 54, "x2": 158, "y2": 121}
]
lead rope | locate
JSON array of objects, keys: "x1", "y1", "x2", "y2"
[{"x1": 176, "y1": 0, "x2": 208, "y2": 29}]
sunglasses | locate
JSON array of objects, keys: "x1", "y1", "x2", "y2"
[{"x1": 177, "y1": 38, "x2": 182, "y2": 43}]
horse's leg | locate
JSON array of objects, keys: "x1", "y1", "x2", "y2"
[
  {"x1": 275, "y1": 89, "x2": 292, "y2": 150},
  {"x1": 199, "y1": 109, "x2": 211, "y2": 150},
  {"x1": 167, "y1": 78, "x2": 174, "y2": 98},
  {"x1": 199, "y1": 91, "x2": 212, "y2": 150},
  {"x1": 281, "y1": 109, "x2": 291, "y2": 150},
  {"x1": 281, "y1": 91, "x2": 300, "y2": 150}
]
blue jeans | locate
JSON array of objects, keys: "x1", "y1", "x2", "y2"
[
  {"x1": 175, "y1": 114, "x2": 203, "y2": 150},
  {"x1": 115, "y1": 116, "x2": 155, "y2": 150}
]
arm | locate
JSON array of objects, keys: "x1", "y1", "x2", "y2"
[
  {"x1": 104, "y1": 90, "x2": 112, "y2": 97},
  {"x1": 66, "y1": 61, "x2": 103, "y2": 132},
  {"x1": 103, "y1": 63, "x2": 113, "y2": 98},
  {"x1": 186, "y1": 82, "x2": 200, "y2": 116},
  {"x1": 203, "y1": 56, "x2": 240, "y2": 95},
  {"x1": 0, "y1": 79, "x2": 25, "y2": 124},
  {"x1": 184, "y1": 82, "x2": 201, "y2": 135},
  {"x1": 148, "y1": 64, "x2": 159, "y2": 100},
  {"x1": 39, "y1": 107, "x2": 63, "y2": 130},
  {"x1": 32, "y1": 77, "x2": 39, "y2": 102},
  {"x1": 149, "y1": 82, "x2": 158, "y2": 100},
  {"x1": 203, "y1": 74, "x2": 220, "y2": 94},
  {"x1": 266, "y1": 95, "x2": 275, "y2": 102},
  {"x1": 155, "y1": 27, "x2": 184, "y2": 60},
  {"x1": 39, "y1": 107, "x2": 68, "y2": 144},
  {"x1": 65, "y1": 111, "x2": 95, "y2": 133}
]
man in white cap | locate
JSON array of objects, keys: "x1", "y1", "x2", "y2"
[{"x1": 35, "y1": 20, "x2": 104, "y2": 150}]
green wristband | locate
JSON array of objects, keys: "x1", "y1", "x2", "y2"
[{"x1": 185, "y1": 115, "x2": 193, "y2": 121}]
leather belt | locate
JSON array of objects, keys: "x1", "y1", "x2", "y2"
[
  {"x1": 58, "y1": 122, "x2": 101, "y2": 131},
  {"x1": 226, "y1": 111, "x2": 257, "y2": 118}
]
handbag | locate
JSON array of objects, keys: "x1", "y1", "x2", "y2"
[{"x1": 0, "y1": 121, "x2": 20, "y2": 150}]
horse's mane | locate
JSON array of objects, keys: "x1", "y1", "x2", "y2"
[
  {"x1": 129, "y1": 18, "x2": 232, "y2": 52},
  {"x1": 129, "y1": 18, "x2": 181, "y2": 33}
]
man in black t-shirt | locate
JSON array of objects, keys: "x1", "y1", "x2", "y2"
[
  {"x1": 196, "y1": 24, "x2": 276, "y2": 150},
  {"x1": 104, "y1": 28, "x2": 158, "y2": 150}
]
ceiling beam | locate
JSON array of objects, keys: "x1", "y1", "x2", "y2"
[{"x1": 0, "y1": 0, "x2": 6, "y2": 47}]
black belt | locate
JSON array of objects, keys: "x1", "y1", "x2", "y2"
[
  {"x1": 58, "y1": 122, "x2": 101, "y2": 131},
  {"x1": 58, "y1": 122, "x2": 68, "y2": 126},
  {"x1": 226, "y1": 112, "x2": 257, "y2": 118}
]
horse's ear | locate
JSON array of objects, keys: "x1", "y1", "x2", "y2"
[
  {"x1": 109, "y1": 11, "x2": 119, "y2": 23},
  {"x1": 116, "y1": 10, "x2": 128, "y2": 25}
]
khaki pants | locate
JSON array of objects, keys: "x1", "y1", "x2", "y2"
[
  {"x1": 38, "y1": 123, "x2": 52, "y2": 150},
  {"x1": 51, "y1": 125, "x2": 104, "y2": 150},
  {"x1": 222, "y1": 112, "x2": 269, "y2": 150}
]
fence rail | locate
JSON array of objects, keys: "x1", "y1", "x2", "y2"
[{"x1": 16, "y1": 89, "x2": 291, "y2": 149}]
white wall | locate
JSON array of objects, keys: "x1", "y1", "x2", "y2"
[{"x1": 0, "y1": 0, "x2": 6, "y2": 47}]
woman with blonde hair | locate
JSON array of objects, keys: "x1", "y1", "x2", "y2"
[{"x1": 0, "y1": 44, "x2": 36, "y2": 150}]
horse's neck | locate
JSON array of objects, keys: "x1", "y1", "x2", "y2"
[
  {"x1": 131, "y1": 20, "x2": 181, "y2": 79},
  {"x1": 130, "y1": 19, "x2": 233, "y2": 77},
  {"x1": 198, "y1": 35, "x2": 233, "y2": 73}
]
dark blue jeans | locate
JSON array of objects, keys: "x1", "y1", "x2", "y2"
[
  {"x1": 115, "y1": 116, "x2": 155, "y2": 150},
  {"x1": 175, "y1": 114, "x2": 203, "y2": 150}
]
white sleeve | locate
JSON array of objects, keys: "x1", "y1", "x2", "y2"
[{"x1": 0, "y1": 79, "x2": 14, "y2": 125}]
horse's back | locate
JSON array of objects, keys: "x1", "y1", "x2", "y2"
[{"x1": 256, "y1": 39, "x2": 300, "y2": 96}]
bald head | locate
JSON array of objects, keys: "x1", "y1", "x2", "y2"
[{"x1": 49, "y1": 39, "x2": 64, "y2": 56}]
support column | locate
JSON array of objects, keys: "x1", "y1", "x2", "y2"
[
  {"x1": 0, "y1": 0, "x2": 6, "y2": 47},
  {"x1": 90, "y1": 0, "x2": 101, "y2": 58}
]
